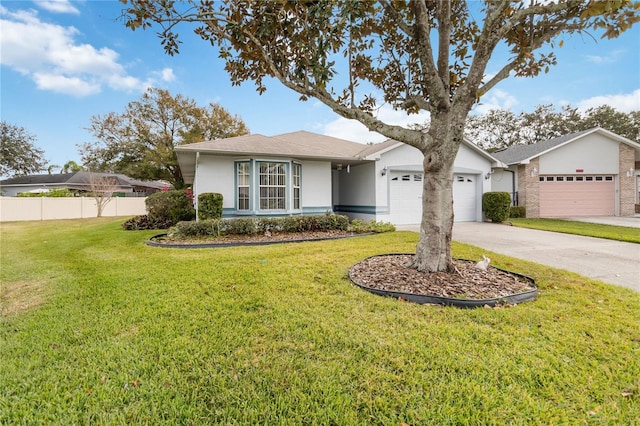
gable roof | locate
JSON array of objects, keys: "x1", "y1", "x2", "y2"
[
  {"x1": 492, "y1": 127, "x2": 640, "y2": 165},
  {"x1": 358, "y1": 137, "x2": 506, "y2": 167}
]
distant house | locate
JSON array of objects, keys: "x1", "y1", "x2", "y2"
[
  {"x1": 0, "y1": 171, "x2": 170, "y2": 197},
  {"x1": 491, "y1": 127, "x2": 640, "y2": 218},
  {"x1": 175, "y1": 130, "x2": 505, "y2": 225}
]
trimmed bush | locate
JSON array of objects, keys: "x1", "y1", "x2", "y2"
[
  {"x1": 349, "y1": 219, "x2": 396, "y2": 233},
  {"x1": 509, "y1": 206, "x2": 526, "y2": 218},
  {"x1": 198, "y1": 193, "x2": 223, "y2": 220},
  {"x1": 122, "y1": 215, "x2": 174, "y2": 230},
  {"x1": 482, "y1": 192, "x2": 511, "y2": 223},
  {"x1": 171, "y1": 214, "x2": 358, "y2": 238},
  {"x1": 146, "y1": 189, "x2": 195, "y2": 225}
]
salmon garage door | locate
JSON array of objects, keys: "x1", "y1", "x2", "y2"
[{"x1": 539, "y1": 175, "x2": 615, "y2": 217}]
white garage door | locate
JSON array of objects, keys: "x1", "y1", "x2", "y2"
[
  {"x1": 389, "y1": 172, "x2": 477, "y2": 224},
  {"x1": 539, "y1": 175, "x2": 615, "y2": 217}
]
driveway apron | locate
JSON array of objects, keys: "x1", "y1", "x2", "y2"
[
  {"x1": 451, "y1": 223, "x2": 639, "y2": 292},
  {"x1": 398, "y1": 222, "x2": 639, "y2": 292}
]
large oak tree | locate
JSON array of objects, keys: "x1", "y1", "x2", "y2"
[
  {"x1": 1, "y1": 121, "x2": 48, "y2": 178},
  {"x1": 121, "y1": 0, "x2": 639, "y2": 272},
  {"x1": 81, "y1": 87, "x2": 249, "y2": 188}
]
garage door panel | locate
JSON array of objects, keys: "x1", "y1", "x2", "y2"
[
  {"x1": 539, "y1": 176, "x2": 614, "y2": 217},
  {"x1": 389, "y1": 172, "x2": 477, "y2": 224}
]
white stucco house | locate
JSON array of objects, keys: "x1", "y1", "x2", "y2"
[
  {"x1": 490, "y1": 127, "x2": 640, "y2": 218},
  {"x1": 175, "y1": 131, "x2": 506, "y2": 225}
]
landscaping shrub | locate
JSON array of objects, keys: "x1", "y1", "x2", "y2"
[
  {"x1": 509, "y1": 206, "x2": 526, "y2": 218},
  {"x1": 146, "y1": 189, "x2": 195, "y2": 225},
  {"x1": 482, "y1": 192, "x2": 511, "y2": 223},
  {"x1": 349, "y1": 219, "x2": 396, "y2": 233},
  {"x1": 122, "y1": 215, "x2": 174, "y2": 230},
  {"x1": 198, "y1": 192, "x2": 223, "y2": 220},
  {"x1": 171, "y1": 214, "x2": 360, "y2": 238}
]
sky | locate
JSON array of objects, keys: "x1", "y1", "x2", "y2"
[{"x1": 1, "y1": 0, "x2": 639, "y2": 173}]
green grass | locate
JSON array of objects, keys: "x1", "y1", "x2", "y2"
[
  {"x1": 510, "y1": 218, "x2": 640, "y2": 244},
  {"x1": 1, "y1": 218, "x2": 639, "y2": 424}
]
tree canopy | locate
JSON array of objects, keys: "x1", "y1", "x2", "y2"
[
  {"x1": 80, "y1": 87, "x2": 249, "y2": 188},
  {"x1": 466, "y1": 105, "x2": 640, "y2": 151},
  {"x1": 121, "y1": 0, "x2": 639, "y2": 272},
  {"x1": 1, "y1": 120, "x2": 48, "y2": 178}
]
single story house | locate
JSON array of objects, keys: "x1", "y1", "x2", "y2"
[
  {"x1": 490, "y1": 127, "x2": 640, "y2": 218},
  {"x1": 0, "y1": 171, "x2": 170, "y2": 197},
  {"x1": 175, "y1": 131, "x2": 505, "y2": 225}
]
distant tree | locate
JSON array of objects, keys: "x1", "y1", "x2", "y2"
[
  {"x1": 122, "y1": 1, "x2": 639, "y2": 273},
  {"x1": 80, "y1": 87, "x2": 249, "y2": 188},
  {"x1": 466, "y1": 105, "x2": 639, "y2": 151},
  {"x1": 63, "y1": 160, "x2": 84, "y2": 173},
  {"x1": 88, "y1": 172, "x2": 119, "y2": 217},
  {"x1": 1, "y1": 120, "x2": 47, "y2": 177}
]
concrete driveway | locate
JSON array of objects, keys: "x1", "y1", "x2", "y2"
[{"x1": 398, "y1": 222, "x2": 640, "y2": 292}]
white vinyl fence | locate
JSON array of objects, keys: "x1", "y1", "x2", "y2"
[{"x1": 0, "y1": 197, "x2": 147, "y2": 222}]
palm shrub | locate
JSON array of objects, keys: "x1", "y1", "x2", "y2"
[
  {"x1": 482, "y1": 192, "x2": 511, "y2": 223},
  {"x1": 198, "y1": 192, "x2": 223, "y2": 220}
]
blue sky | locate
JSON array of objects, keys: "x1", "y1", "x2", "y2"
[{"x1": 1, "y1": 0, "x2": 639, "y2": 173}]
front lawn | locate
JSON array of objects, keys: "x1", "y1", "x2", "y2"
[
  {"x1": 1, "y1": 218, "x2": 639, "y2": 424},
  {"x1": 510, "y1": 218, "x2": 640, "y2": 244}
]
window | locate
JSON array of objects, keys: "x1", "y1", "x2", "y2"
[
  {"x1": 605, "y1": 176, "x2": 613, "y2": 181},
  {"x1": 566, "y1": 176, "x2": 574, "y2": 181},
  {"x1": 414, "y1": 174, "x2": 422, "y2": 182},
  {"x1": 401, "y1": 174, "x2": 411, "y2": 181},
  {"x1": 556, "y1": 176, "x2": 564, "y2": 181},
  {"x1": 292, "y1": 163, "x2": 301, "y2": 210},
  {"x1": 546, "y1": 176, "x2": 554, "y2": 181},
  {"x1": 259, "y1": 162, "x2": 286, "y2": 210},
  {"x1": 595, "y1": 176, "x2": 603, "y2": 181},
  {"x1": 576, "y1": 176, "x2": 584, "y2": 181},
  {"x1": 237, "y1": 162, "x2": 250, "y2": 210},
  {"x1": 586, "y1": 176, "x2": 593, "y2": 181}
]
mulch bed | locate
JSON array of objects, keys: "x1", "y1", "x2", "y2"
[{"x1": 349, "y1": 254, "x2": 536, "y2": 300}]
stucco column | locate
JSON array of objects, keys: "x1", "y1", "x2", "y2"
[{"x1": 619, "y1": 144, "x2": 636, "y2": 216}]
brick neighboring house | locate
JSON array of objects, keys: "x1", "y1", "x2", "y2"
[
  {"x1": 490, "y1": 127, "x2": 640, "y2": 218},
  {"x1": 0, "y1": 171, "x2": 171, "y2": 197}
]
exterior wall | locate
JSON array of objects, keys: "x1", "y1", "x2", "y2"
[
  {"x1": 194, "y1": 155, "x2": 236, "y2": 209},
  {"x1": 539, "y1": 133, "x2": 619, "y2": 174},
  {"x1": 333, "y1": 162, "x2": 377, "y2": 221},
  {"x1": 299, "y1": 160, "x2": 332, "y2": 214},
  {"x1": 490, "y1": 166, "x2": 518, "y2": 204},
  {"x1": 519, "y1": 158, "x2": 540, "y2": 218},
  {"x1": 619, "y1": 143, "x2": 636, "y2": 216},
  {"x1": 194, "y1": 154, "x2": 332, "y2": 217},
  {"x1": 0, "y1": 197, "x2": 146, "y2": 222}
]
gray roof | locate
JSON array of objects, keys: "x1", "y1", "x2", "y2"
[
  {"x1": 0, "y1": 171, "x2": 169, "y2": 190},
  {"x1": 175, "y1": 131, "x2": 364, "y2": 160},
  {"x1": 491, "y1": 128, "x2": 623, "y2": 165}
]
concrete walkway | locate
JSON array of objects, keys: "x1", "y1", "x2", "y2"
[{"x1": 398, "y1": 222, "x2": 640, "y2": 292}]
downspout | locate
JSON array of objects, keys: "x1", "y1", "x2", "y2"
[{"x1": 194, "y1": 152, "x2": 200, "y2": 221}]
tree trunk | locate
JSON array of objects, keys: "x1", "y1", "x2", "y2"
[
  {"x1": 409, "y1": 116, "x2": 462, "y2": 273},
  {"x1": 411, "y1": 155, "x2": 455, "y2": 272}
]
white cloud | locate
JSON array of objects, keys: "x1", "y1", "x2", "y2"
[
  {"x1": 322, "y1": 105, "x2": 430, "y2": 143},
  {"x1": 161, "y1": 68, "x2": 176, "y2": 82},
  {"x1": 577, "y1": 89, "x2": 640, "y2": 113},
  {"x1": 585, "y1": 49, "x2": 624, "y2": 64},
  {"x1": 0, "y1": 7, "x2": 161, "y2": 97},
  {"x1": 36, "y1": 0, "x2": 80, "y2": 15},
  {"x1": 472, "y1": 89, "x2": 518, "y2": 115}
]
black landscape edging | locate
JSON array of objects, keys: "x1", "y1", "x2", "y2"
[
  {"x1": 147, "y1": 232, "x2": 375, "y2": 248},
  {"x1": 349, "y1": 254, "x2": 538, "y2": 309}
]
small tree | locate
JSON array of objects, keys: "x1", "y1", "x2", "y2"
[
  {"x1": 88, "y1": 172, "x2": 119, "y2": 217},
  {"x1": 1, "y1": 120, "x2": 48, "y2": 177}
]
